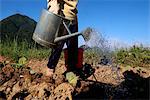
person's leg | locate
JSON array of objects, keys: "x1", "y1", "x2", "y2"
[
  {"x1": 46, "y1": 22, "x2": 67, "y2": 76},
  {"x1": 66, "y1": 17, "x2": 78, "y2": 72},
  {"x1": 47, "y1": 41, "x2": 65, "y2": 69},
  {"x1": 45, "y1": 40, "x2": 65, "y2": 76}
]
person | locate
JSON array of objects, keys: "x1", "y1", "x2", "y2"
[{"x1": 45, "y1": 0, "x2": 79, "y2": 76}]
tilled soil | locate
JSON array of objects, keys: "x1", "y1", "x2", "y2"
[{"x1": 0, "y1": 56, "x2": 149, "y2": 100}]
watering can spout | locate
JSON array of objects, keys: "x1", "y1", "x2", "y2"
[
  {"x1": 54, "y1": 32, "x2": 81, "y2": 43},
  {"x1": 54, "y1": 30, "x2": 91, "y2": 43}
]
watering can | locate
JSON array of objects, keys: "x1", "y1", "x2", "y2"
[{"x1": 33, "y1": 9, "x2": 91, "y2": 47}]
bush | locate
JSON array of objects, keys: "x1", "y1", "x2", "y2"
[{"x1": 114, "y1": 45, "x2": 150, "y2": 68}]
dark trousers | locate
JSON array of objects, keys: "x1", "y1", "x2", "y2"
[{"x1": 47, "y1": 21, "x2": 78, "y2": 71}]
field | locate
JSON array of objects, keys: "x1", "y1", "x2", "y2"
[
  {"x1": 0, "y1": 46, "x2": 150, "y2": 99},
  {"x1": 0, "y1": 14, "x2": 150, "y2": 99}
]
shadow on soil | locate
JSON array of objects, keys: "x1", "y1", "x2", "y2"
[
  {"x1": 0, "y1": 69, "x2": 149, "y2": 99},
  {"x1": 73, "y1": 71, "x2": 150, "y2": 100}
]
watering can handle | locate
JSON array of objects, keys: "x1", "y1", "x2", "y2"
[
  {"x1": 54, "y1": 20, "x2": 71, "y2": 39},
  {"x1": 54, "y1": 20, "x2": 82, "y2": 43},
  {"x1": 63, "y1": 21, "x2": 72, "y2": 35}
]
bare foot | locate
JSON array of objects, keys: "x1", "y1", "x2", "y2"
[{"x1": 45, "y1": 67, "x2": 54, "y2": 77}]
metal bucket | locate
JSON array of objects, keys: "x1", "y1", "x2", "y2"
[{"x1": 33, "y1": 9, "x2": 62, "y2": 47}]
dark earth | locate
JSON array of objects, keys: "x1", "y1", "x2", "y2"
[{"x1": 0, "y1": 56, "x2": 149, "y2": 100}]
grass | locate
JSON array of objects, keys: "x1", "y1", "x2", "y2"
[
  {"x1": 1, "y1": 38, "x2": 149, "y2": 69},
  {"x1": 0, "y1": 39, "x2": 51, "y2": 62}
]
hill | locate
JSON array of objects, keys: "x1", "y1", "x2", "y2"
[{"x1": 0, "y1": 14, "x2": 37, "y2": 43}]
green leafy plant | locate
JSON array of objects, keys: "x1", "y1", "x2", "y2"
[
  {"x1": 11, "y1": 57, "x2": 27, "y2": 68},
  {"x1": 66, "y1": 72, "x2": 79, "y2": 87},
  {"x1": 114, "y1": 45, "x2": 150, "y2": 68},
  {"x1": 18, "y1": 57, "x2": 27, "y2": 65}
]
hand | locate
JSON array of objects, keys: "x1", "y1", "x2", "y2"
[
  {"x1": 63, "y1": 0, "x2": 78, "y2": 20},
  {"x1": 47, "y1": 0, "x2": 60, "y2": 14},
  {"x1": 63, "y1": 0, "x2": 78, "y2": 8}
]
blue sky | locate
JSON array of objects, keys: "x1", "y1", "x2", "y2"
[{"x1": 0, "y1": 0, "x2": 150, "y2": 47}]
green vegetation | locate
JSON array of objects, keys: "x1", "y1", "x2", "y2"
[
  {"x1": 0, "y1": 39, "x2": 51, "y2": 62},
  {"x1": 0, "y1": 13, "x2": 47, "y2": 62},
  {"x1": 114, "y1": 45, "x2": 150, "y2": 68},
  {"x1": 84, "y1": 47, "x2": 112, "y2": 65},
  {"x1": 1, "y1": 38, "x2": 149, "y2": 69},
  {"x1": 11, "y1": 57, "x2": 27, "y2": 68},
  {"x1": 0, "y1": 14, "x2": 149, "y2": 69}
]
